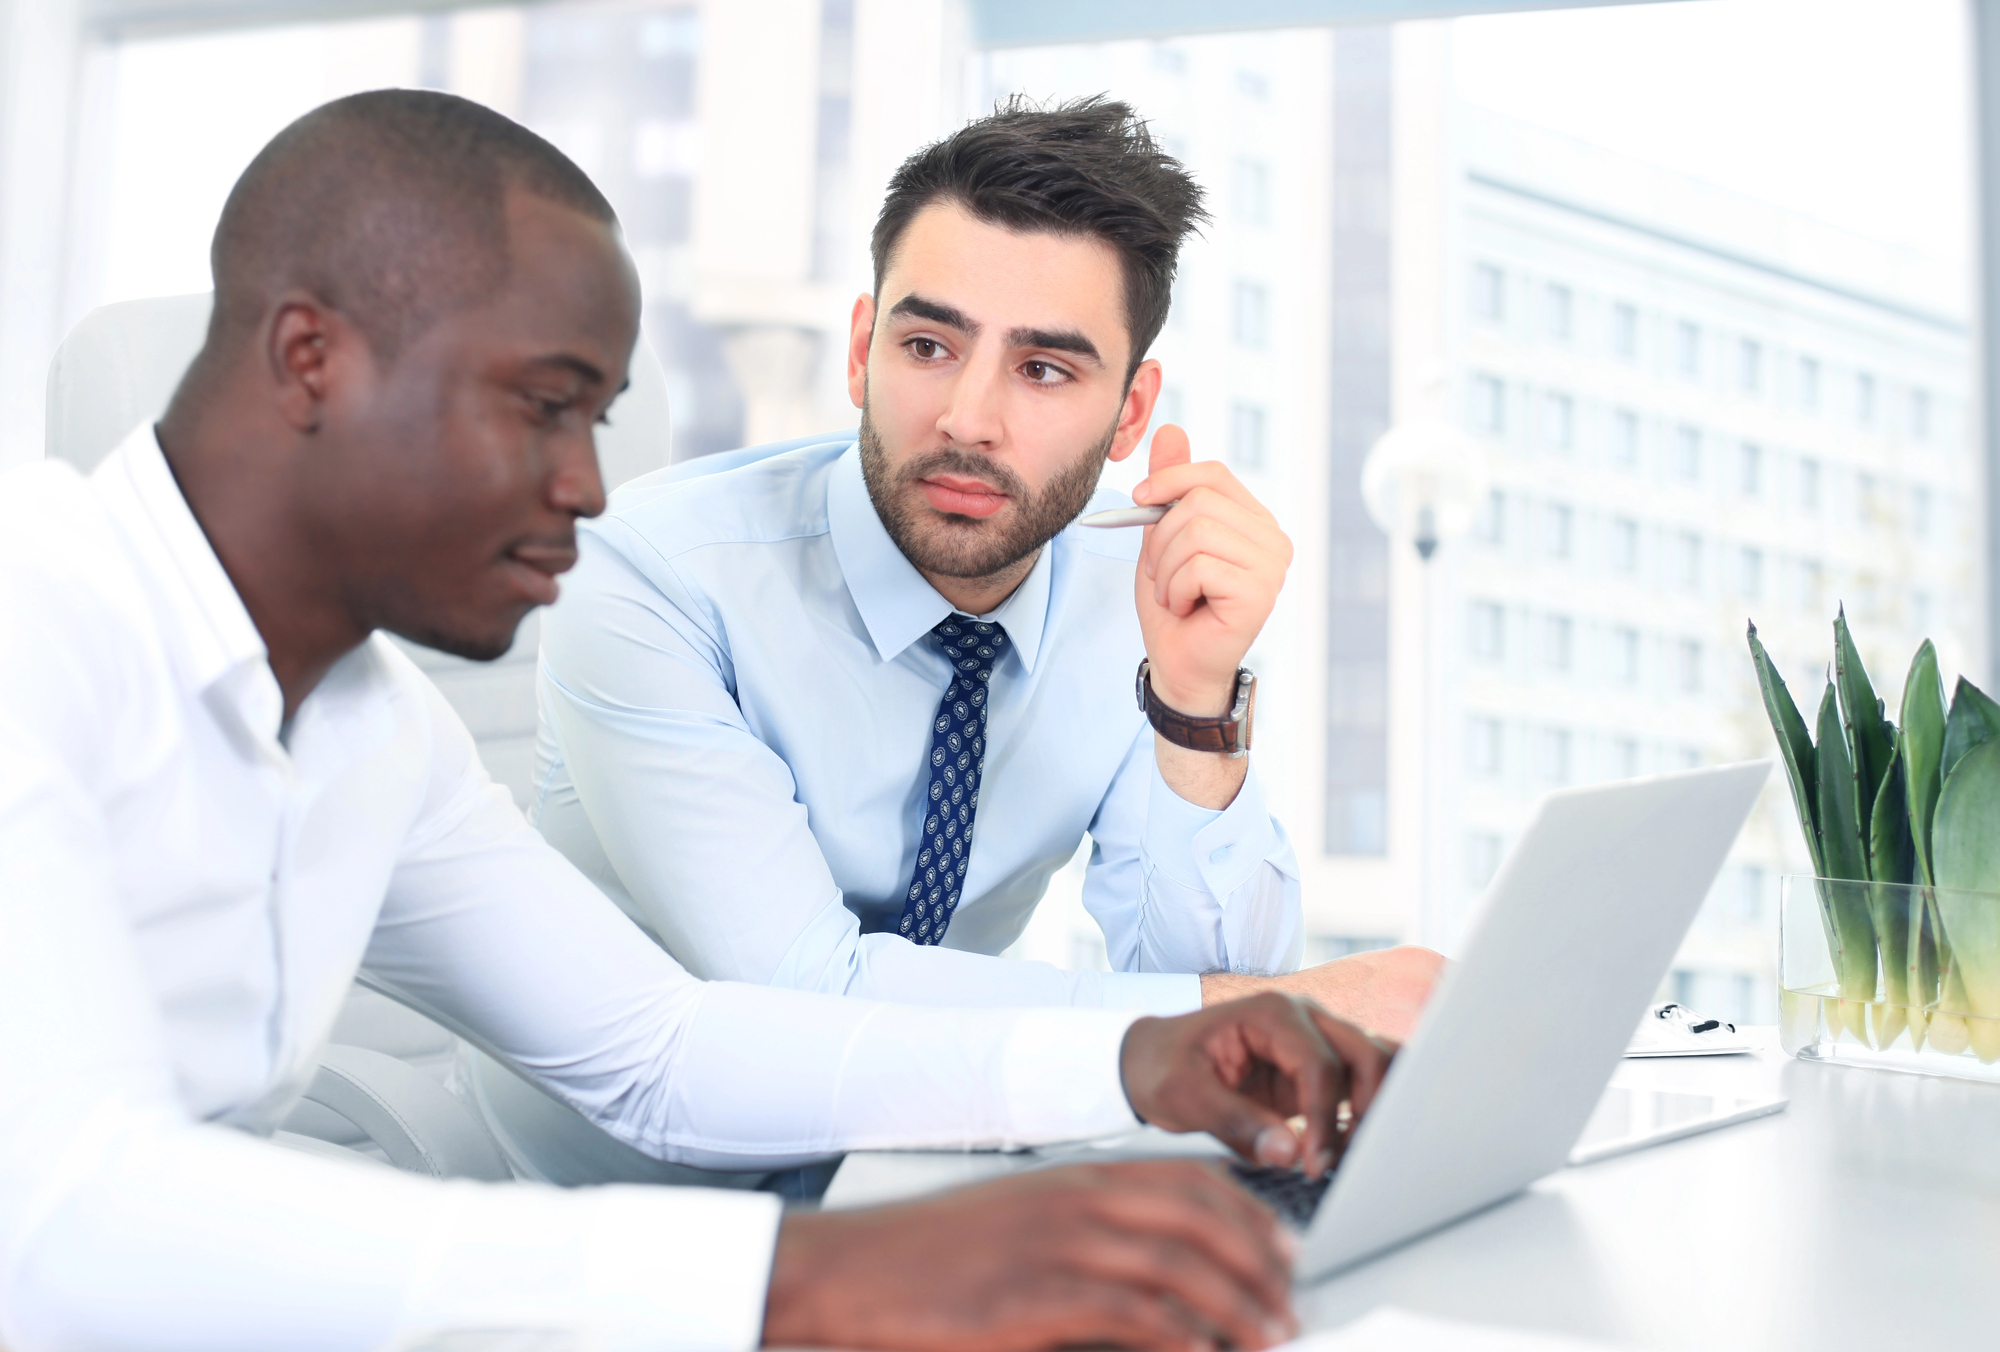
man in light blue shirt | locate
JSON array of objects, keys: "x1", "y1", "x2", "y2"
[{"x1": 486, "y1": 98, "x2": 1437, "y2": 1181}]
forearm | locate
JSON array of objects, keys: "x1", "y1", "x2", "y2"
[
  {"x1": 1131, "y1": 761, "x2": 1302, "y2": 977},
  {"x1": 2, "y1": 1111, "x2": 780, "y2": 1352},
  {"x1": 618, "y1": 982, "x2": 1142, "y2": 1169}
]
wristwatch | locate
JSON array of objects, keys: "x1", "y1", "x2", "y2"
[{"x1": 1135, "y1": 659, "x2": 1256, "y2": 758}]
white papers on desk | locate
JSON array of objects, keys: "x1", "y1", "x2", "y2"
[
  {"x1": 1291, "y1": 1307, "x2": 1629, "y2": 1350},
  {"x1": 1623, "y1": 1001, "x2": 1753, "y2": 1056}
]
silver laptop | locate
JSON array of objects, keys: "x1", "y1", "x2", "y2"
[
  {"x1": 829, "y1": 762, "x2": 1772, "y2": 1278},
  {"x1": 1274, "y1": 759, "x2": 1769, "y2": 1278}
]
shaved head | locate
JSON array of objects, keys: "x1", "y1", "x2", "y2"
[{"x1": 206, "y1": 88, "x2": 615, "y2": 364}]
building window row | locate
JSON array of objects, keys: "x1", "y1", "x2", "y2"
[
  {"x1": 1464, "y1": 716, "x2": 1705, "y2": 787},
  {"x1": 1466, "y1": 263, "x2": 1939, "y2": 438},
  {"x1": 1464, "y1": 602, "x2": 1705, "y2": 694}
]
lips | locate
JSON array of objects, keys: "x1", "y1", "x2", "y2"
[
  {"x1": 502, "y1": 542, "x2": 578, "y2": 605},
  {"x1": 919, "y1": 474, "x2": 1009, "y2": 520}
]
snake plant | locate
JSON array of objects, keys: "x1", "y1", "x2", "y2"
[{"x1": 1748, "y1": 614, "x2": 2000, "y2": 1058}]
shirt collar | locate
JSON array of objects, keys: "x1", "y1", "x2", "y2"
[
  {"x1": 825, "y1": 442, "x2": 1051, "y2": 673},
  {"x1": 98, "y1": 424, "x2": 277, "y2": 717}
]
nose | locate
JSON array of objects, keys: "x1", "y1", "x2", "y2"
[
  {"x1": 550, "y1": 429, "x2": 607, "y2": 519},
  {"x1": 935, "y1": 349, "x2": 1006, "y2": 451}
]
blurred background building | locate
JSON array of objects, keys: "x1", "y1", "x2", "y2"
[{"x1": 0, "y1": 0, "x2": 1980, "y2": 1023}]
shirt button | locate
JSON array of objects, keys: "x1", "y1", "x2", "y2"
[{"x1": 1208, "y1": 844, "x2": 1233, "y2": 864}]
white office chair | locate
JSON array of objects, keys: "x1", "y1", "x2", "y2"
[{"x1": 46, "y1": 291, "x2": 677, "y2": 1177}]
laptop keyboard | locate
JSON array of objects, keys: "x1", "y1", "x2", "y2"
[{"x1": 1227, "y1": 1162, "x2": 1334, "y2": 1229}]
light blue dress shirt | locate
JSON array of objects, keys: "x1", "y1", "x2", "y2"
[{"x1": 531, "y1": 434, "x2": 1303, "y2": 1017}]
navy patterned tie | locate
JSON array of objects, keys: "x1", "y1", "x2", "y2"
[{"x1": 896, "y1": 616, "x2": 1007, "y2": 945}]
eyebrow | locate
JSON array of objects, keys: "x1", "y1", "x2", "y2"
[
  {"x1": 528, "y1": 354, "x2": 609, "y2": 386},
  {"x1": 889, "y1": 294, "x2": 1104, "y2": 368},
  {"x1": 1003, "y1": 325, "x2": 1102, "y2": 367},
  {"x1": 889, "y1": 294, "x2": 979, "y2": 336}
]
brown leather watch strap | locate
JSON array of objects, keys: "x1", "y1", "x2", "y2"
[{"x1": 1135, "y1": 660, "x2": 1255, "y2": 757}]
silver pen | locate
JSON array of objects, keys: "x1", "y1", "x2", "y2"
[{"x1": 1078, "y1": 502, "x2": 1177, "y2": 528}]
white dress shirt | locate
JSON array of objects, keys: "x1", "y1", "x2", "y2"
[
  {"x1": 532, "y1": 435, "x2": 1303, "y2": 1019},
  {"x1": 0, "y1": 427, "x2": 1144, "y2": 1352}
]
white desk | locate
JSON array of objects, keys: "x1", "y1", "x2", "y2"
[{"x1": 824, "y1": 1031, "x2": 2000, "y2": 1350}]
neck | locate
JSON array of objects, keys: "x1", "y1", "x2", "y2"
[
  {"x1": 922, "y1": 547, "x2": 1039, "y2": 618},
  {"x1": 156, "y1": 400, "x2": 369, "y2": 722}
]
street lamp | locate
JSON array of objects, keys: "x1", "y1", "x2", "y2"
[{"x1": 1361, "y1": 416, "x2": 1489, "y2": 950}]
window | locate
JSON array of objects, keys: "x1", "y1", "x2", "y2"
[
  {"x1": 1738, "y1": 338, "x2": 1763, "y2": 393},
  {"x1": 1538, "y1": 728, "x2": 1573, "y2": 784},
  {"x1": 1472, "y1": 263, "x2": 1505, "y2": 322},
  {"x1": 1232, "y1": 157, "x2": 1270, "y2": 226},
  {"x1": 1676, "y1": 320, "x2": 1701, "y2": 377},
  {"x1": 1235, "y1": 68, "x2": 1270, "y2": 99},
  {"x1": 1542, "y1": 615, "x2": 1574, "y2": 672},
  {"x1": 1543, "y1": 392, "x2": 1575, "y2": 453},
  {"x1": 1467, "y1": 717, "x2": 1504, "y2": 777},
  {"x1": 1858, "y1": 472, "x2": 1879, "y2": 525},
  {"x1": 1475, "y1": 488, "x2": 1507, "y2": 546},
  {"x1": 1151, "y1": 42, "x2": 1188, "y2": 74},
  {"x1": 1738, "y1": 546, "x2": 1764, "y2": 599},
  {"x1": 1799, "y1": 356, "x2": 1821, "y2": 411},
  {"x1": 1230, "y1": 281, "x2": 1268, "y2": 347},
  {"x1": 1739, "y1": 442, "x2": 1763, "y2": 496},
  {"x1": 1545, "y1": 283, "x2": 1573, "y2": 340},
  {"x1": 1678, "y1": 745, "x2": 1703, "y2": 771},
  {"x1": 1543, "y1": 503, "x2": 1574, "y2": 561},
  {"x1": 1673, "y1": 531, "x2": 1703, "y2": 591},
  {"x1": 1611, "y1": 627, "x2": 1641, "y2": 685},
  {"x1": 1674, "y1": 425, "x2": 1702, "y2": 481},
  {"x1": 1471, "y1": 374, "x2": 1506, "y2": 435},
  {"x1": 1798, "y1": 456, "x2": 1822, "y2": 511},
  {"x1": 1911, "y1": 387, "x2": 1933, "y2": 441},
  {"x1": 1613, "y1": 736, "x2": 1641, "y2": 778},
  {"x1": 1611, "y1": 302, "x2": 1638, "y2": 360},
  {"x1": 1857, "y1": 371, "x2": 1877, "y2": 426},
  {"x1": 1227, "y1": 402, "x2": 1268, "y2": 472},
  {"x1": 1611, "y1": 408, "x2": 1639, "y2": 470},
  {"x1": 1676, "y1": 640, "x2": 1704, "y2": 694},
  {"x1": 1469, "y1": 601, "x2": 1507, "y2": 662},
  {"x1": 1610, "y1": 516, "x2": 1639, "y2": 573},
  {"x1": 1912, "y1": 485, "x2": 1934, "y2": 536},
  {"x1": 1913, "y1": 589, "x2": 1934, "y2": 636}
]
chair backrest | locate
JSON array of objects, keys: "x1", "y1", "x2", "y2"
[{"x1": 44, "y1": 290, "x2": 677, "y2": 808}]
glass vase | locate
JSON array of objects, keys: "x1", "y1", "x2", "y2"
[{"x1": 1779, "y1": 874, "x2": 2000, "y2": 1084}]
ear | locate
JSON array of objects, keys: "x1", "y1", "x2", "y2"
[
  {"x1": 846, "y1": 293, "x2": 876, "y2": 409},
  {"x1": 1105, "y1": 358, "x2": 1163, "y2": 464},
  {"x1": 264, "y1": 293, "x2": 347, "y2": 435}
]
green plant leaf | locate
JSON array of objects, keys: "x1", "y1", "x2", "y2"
[
  {"x1": 1900, "y1": 641, "x2": 1946, "y2": 886},
  {"x1": 1942, "y1": 678, "x2": 2000, "y2": 783},
  {"x1": 1835, "y1": 608, "x2": 1894, "y2": 871},
  {"x1": 1931, "y1": 736, "x2": 2000, "y2": 1021},
  {"x1": 1868, "y1": 748, "x2": 1914, "y2": 1006},
  {"x1": 1747, "y1": 621, "x2": 1822, "y2": 875},
  {"x1": 1816, "y1": 682, "x2": 1877, "y2": 998},
  {"x1": 1869, "y1": 743, "x2": 1915, "y2": 886}
]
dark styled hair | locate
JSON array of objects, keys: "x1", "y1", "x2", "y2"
[
  {"x1": 870, "y1": 95, "x2": 1208, "y2": 380},
  {"x1": 208, "y1": 88, "x2": 616, "y2": 363}
]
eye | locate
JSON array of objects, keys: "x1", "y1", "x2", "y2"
[
  {"x1": 1021, "y1": 360, "x2": 1072, "y2": 386},
  {"x1": 906, "y1": 337, "x2": 951, "y2": 362}
]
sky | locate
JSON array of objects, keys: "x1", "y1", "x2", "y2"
[{"x1": 1451, "y1": 0, "x2": 1974, "y2": 274}]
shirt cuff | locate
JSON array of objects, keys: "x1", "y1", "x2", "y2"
[
  {"x1": 401, "y1": 1182, "x2": 783, "y2": 1351},
  {"x1": 1143, "y1": 758, "x2": 1282, "y2": 898},
  {"x1": 1097, "y1": 971, "x2": 1203, "y2": 1015},
  {"x1": 1000, "y1": 1009, "x2": 1144, "y2": 1143}
]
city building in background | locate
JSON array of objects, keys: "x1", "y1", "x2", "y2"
[{"x1": 5, "y1": 1, "x2": 1979, "y2": 1021}]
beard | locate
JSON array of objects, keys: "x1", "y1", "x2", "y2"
[{"x1": 857, "y1": 402, "x2": 1114, "y2": 583}]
